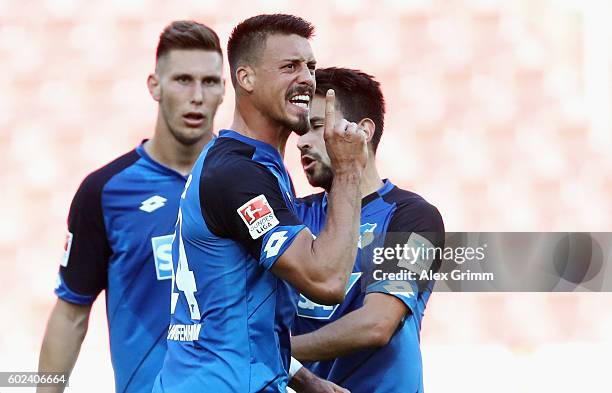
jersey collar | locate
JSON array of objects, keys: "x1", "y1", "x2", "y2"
[
  {"x1": 322, "y1": 179, "x2": 395, "y2": 210},
  {"x1": 361, "y1": 179, "x2": 394, "y2": 207},
  {"x1": 136, "y1": 140, "x2": 190, "y2": 180},
  {"x1": 218, "y1": 129, "x2": 284, "y2": 163}
]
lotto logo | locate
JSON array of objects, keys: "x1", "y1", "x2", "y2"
[
  {"x1": 140, "y1": 195, "x2": 167, "y2": 213},
  {"x1": 237, "y1": 195, "x2": 279, "y2": 239}
]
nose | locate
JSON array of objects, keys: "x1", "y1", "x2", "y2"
[
  {"x1": 297, "y1": 133, "x2": 312, "y2": 153},
  {"x1": 297, "y1": 65, "x2": 314, "y2": 88},
  {"x1": 191, "y1": 85, "x2": 204, "y2": 105}
]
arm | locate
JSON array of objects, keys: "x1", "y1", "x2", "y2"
[
  {"x1": 37, "y1": 299, "x2": 91, "y2": 393},
  {"x1": 37, "y1": 172, "x2": 109, "y2": 392},
  {"x1": 291, "y1": 293, "x2": 407, "y2": 361},
  {"x1": 271, "y1": 168, "x2": 361, "y2": 305},
  {"x1": 203, "y1": 90, "x2": 367, "y2": 305},
  {"x1": 272, "y1": 90, "x2": 367, "y2": 305},
  {"x1": 289, "y1": 366, "x2": 350, "y2": 393}
]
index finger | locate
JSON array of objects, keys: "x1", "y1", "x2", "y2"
[{"x1": 324, "y1": 89, "x2": 336, "y2": 138}]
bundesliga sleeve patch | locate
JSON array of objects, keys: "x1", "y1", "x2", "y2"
[
  {"x1": 237, "y1": 194, "x2": 280, "y2": 239},
  {"x1": 60, "y1": 231, "x2": 73, "y2": 267}
]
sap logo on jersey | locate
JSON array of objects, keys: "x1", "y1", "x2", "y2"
[
  {"x1": 298, "y1": 272, "x2": 362, "y2": 320},
  {"x1": 151, "y1": 234, "x2": 174, "y2": 280},
  {"x1": 237, "y1": 195, "x2": 279, "y2": 239}
]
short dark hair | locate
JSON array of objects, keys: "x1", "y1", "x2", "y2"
[
  {"x1": 227, "y1": 14, "x2": 314, "y2": 87},
  {"x1": 156, "y1": 20, "x2": 222, "y2": 61},
  {"x1": 315, "y1": 67, "x2": 386, "y2": 152}
]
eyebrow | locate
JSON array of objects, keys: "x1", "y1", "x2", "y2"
[
  {"x1": 280, "y1": 58, "x2": 317, "y2": 66},
  {"x1": 171, "y1": 73, "x2": 221, "y2": 81}
]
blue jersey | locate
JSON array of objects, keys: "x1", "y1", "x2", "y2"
[
  {"x1": 293, "y1": 180, "x2": 444, "y2": 393},
  {"x1": 153, "y1": 130, "x2": 305, "y2": 393},
  {"x1": 55, "y1": 143, "x2": 188, "y2": 393}
]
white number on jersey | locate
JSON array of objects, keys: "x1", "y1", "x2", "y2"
[{"x1": 170, "y1": 209, "x2": 201, "y2": 320}]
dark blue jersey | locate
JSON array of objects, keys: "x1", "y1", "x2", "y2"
[
  {"x1": 55, "y1": 143, "x2": 188, "y2": 393},
  {"x1": 293, "y1": 180, "x2": 444, "y2": 393},
  {"x1": 153, "y1": 130, "x2": 305, "y2": 393}
]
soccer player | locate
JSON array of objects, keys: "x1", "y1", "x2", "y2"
[
  {"x1": 291, "y1": 68, "x2": 445, "y2": 393},
  {"x1": 37, "y1": 21, "x2": 225, "y2": 393},
  {"x1": 152, "y1": 14, "x2": 366, "y2": 393}
]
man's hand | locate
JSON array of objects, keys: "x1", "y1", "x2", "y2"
[
  {"x1": 289, "y1": 366, "x2": 350, "y2": 393},
  {"x1": 323, "y1": 89, "x2": 367, "y2": 174}
]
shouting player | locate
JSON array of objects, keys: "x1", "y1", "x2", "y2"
[
  {"x1": 153, "y1": 15, "x2": 366, "y2": 393},
  {"x1": 291, "y1": 68, "x2": 445, "y2": 393},
  {"x1": 38, "y1": 21, "x2": 225, "y2": 393}
]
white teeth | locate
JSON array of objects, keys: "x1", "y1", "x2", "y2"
[
  {"x1": 293, "y1": 102, "x2": 308, "y2": 108},
  {"x1": 290, "y1": 94, "x2": 310, "y2": 102}
]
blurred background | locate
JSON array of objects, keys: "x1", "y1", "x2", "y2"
[{"x1": 1, "y1": 0, "x2": 611, "y2": 391}]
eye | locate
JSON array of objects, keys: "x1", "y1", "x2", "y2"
[
  {"x1": 176, "y1": 75, "x2": 191, "y2": 84},
  {"x1": 203, "y1": 78, "x2": 218, "y2": 86},
  {"x1": 283, "y1": 64, "x2": 295, "y2": 70}
]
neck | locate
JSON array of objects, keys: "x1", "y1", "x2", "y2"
[
  {"x1": 359, "y1": 158, "x2": 384, "y2": 198},
  {"x1": 144, "y1": 113, "x2": 213, "y2": 176},
  {"x1": 231, "y1": 98, "x2": 290, "y2": 158},
  {"x1": 325, "y1": 157, "x2": 382, "y2": 198}
]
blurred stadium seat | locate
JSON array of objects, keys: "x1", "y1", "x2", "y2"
[{"x1": 1, "y1": 0, "x2": 610, "y2": 391}]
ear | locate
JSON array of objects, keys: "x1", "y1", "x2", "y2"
[
  {"x1": 358, "y1": 118, "x2": 376, "y2": 144},
  {"x1": 236, "y1": 65, "x2": 255, "y2": 93},
  {"x1": 147, "y1": 73, "x2": 161, "y2": 102}
]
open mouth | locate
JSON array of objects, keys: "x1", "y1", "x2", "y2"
[
  {"x1": 289, "y1": 94, "x2": 311, "y2": 109},
  {"x1": 183, "y1": 112, "x2": 205, "y2": 126},
  {"x1": 301, "y1": 155, "x2": 316, "y2": 170}
]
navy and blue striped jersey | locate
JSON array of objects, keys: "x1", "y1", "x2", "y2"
[
  {"x1": 55, "y1": 143, "x2": 189, "y2": 393},
  {"x1": 293, "y1": 180, "x2": 444, "y2": 393},
  {"x1": 153, "y1": 130, "x2": 306, "y2": 393}
]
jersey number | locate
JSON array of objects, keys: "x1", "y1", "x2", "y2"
[{"x1": 170, "y1": 209, "x2": 201, "y2": 320}]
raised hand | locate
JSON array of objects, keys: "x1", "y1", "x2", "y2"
[{"x1": 323, "y1": 89, "x2": 368, "y2": 174}]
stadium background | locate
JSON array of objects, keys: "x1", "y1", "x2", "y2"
[{"x1": 1, "y1": 0, "x2": 612, "y2": 391}]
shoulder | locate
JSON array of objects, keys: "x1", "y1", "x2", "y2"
[
  {"x1": 295, "y1": 192, "x2": 325, "y2": 207},
  {"x1": 383, "y1": 186, "x2": 444, "y2": 233},
  {"x1": 74, "y1": 149, "x2": 140, "y2": 202},
  {"x1": 201, "y1": 137, "x2": 268, "y2": 183},
  {"x1": 294, "y1": 192, "x2": 325, "y2": 224}
]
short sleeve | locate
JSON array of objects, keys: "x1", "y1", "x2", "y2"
[
  {"x1": 365, "y1": 201, "x2": 445, "y2": 313},
  {"x1": 55, "y1": 174, "x2": 112, "y2": 305},
  {"x1": 200, "y1": 158, "x2": 305, "y2": 270}
]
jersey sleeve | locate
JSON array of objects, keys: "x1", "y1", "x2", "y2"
[
  {"x1": 200, "y1": 158, "x2": 305, "y2": 270},
  {"x1": 365, "y1": 201, "x2": 445, "y2": 314},
  {"x1": 55, "y1": 174, "x2": 111, "y2": 305}
]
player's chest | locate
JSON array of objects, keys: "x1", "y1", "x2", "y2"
[{"x1": 101, "y1": 179, "x2": 184, "y2": 244}]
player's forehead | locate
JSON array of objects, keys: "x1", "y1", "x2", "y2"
[
  {"x1": 260, "y1": 33, "x2": 315, "y2": 65},
  {"x1": 157, "y1": 49, "x2": 223, "y2": 76}
]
